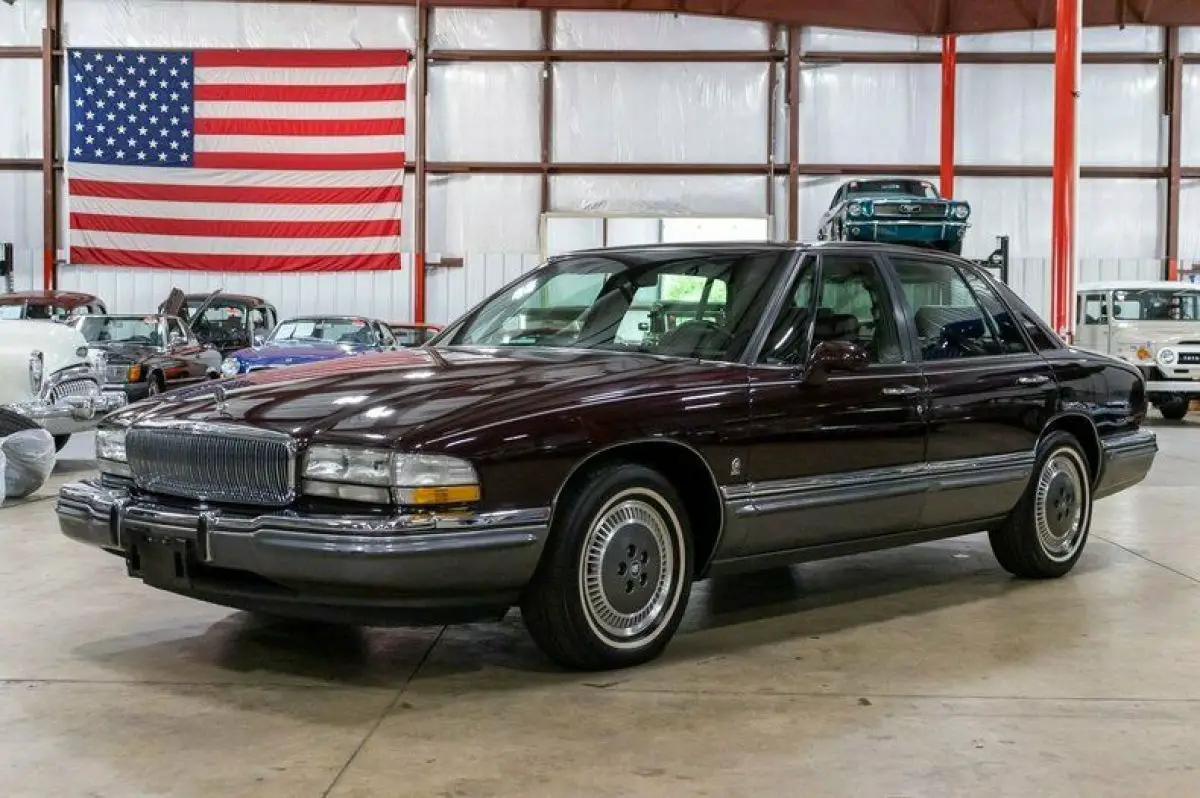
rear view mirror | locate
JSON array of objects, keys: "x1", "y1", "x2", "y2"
[{"x1": 804, "y1": 340, "x2": 869, "y2": 386}]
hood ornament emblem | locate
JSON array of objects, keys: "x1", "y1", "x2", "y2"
[{"x1": 212, "y1": 384, "x2": 229, "y2": 414}]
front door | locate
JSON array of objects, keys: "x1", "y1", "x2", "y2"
[
  {"x1": 734, "y1": 250, "x2": 928, "y2": 558},
  {"x1": 1076, "y1": 292, "x2": 1112, "y2": 353},
  {"x1": 885, "y1": 253, "x2": 1056, "y2": 530}
]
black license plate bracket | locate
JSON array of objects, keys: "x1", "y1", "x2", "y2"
[{"x1": 125, "y1": 527, "x2": 193, "y2": 590}]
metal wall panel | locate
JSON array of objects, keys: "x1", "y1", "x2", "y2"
[
  {"x1": 424, "y1": 253, "x2": 542, "y2": 325},
  {"x1": 554, "y1": 11, "x2": 769, "y2": 51},
  {"x1": 0, "y1": 1, "x2": 46, "y2": 47},
  {"x1": 550, "y1": 174, "x2": 767, "y2": 216},
  {"x1": 0, "y1": 60, "x2": 40, "y2": 159},
  {"x1": 0, "y1": 172, "x2": 43, "y2": 292},
  {"x1": 431, "y1": 8, "x2": 541, "y2": 50},
  {"x1": 1008, "y1": 258, "x2": 1166, "y2": 320},
  {"x1": 428, "y1": 63, "x2": 542, "y2": 162}
]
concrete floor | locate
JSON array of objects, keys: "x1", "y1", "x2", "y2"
[{"x1": 2, "y1": 420, "x2": 1199, "y2": 798}]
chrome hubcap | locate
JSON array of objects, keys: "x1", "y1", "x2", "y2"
[
  {"x1": 580, "y1": 492, "x2": 677, "y2": 642},
  {"x1": 1034, "y1": 449, "x2": 1089, "y2": 562}
]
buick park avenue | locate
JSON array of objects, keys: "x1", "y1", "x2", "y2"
[{"x1": 57, "y1": 243, "x2": 1157, "y2": 670}]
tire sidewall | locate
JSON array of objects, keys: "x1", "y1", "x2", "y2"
[
  {"x1": 1026, "y1": 432, "x2": 1094, "y2": 574},
  {"x1": 555, "y1": 465, "x2": 694, "y2": 666}
]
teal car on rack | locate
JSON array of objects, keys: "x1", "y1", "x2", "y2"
[{"x1": 818, "y1": 178, "x2": 971, "y2": 255}]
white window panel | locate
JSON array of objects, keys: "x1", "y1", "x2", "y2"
[
  {"x1": 427, "y1": 63, "x2": 541, "y2": 162},
  {"x1": 554, "y1": 11, "x2": 769, "y2": 51}
]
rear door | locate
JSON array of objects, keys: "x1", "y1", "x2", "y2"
[{"x1": 884, "y1": 253, "x2": 1056, "y2": 530}]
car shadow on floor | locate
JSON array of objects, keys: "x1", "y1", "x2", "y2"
[{"x1": 72, "y1": 533, "x2": 1116, "y2": 698}]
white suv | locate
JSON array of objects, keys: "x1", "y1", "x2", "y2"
[{"x1": 1076, "y1": 280, "x2": 1200, "y2": 420}]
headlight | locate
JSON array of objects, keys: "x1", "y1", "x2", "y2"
[
  {"x1": 28, "y1": 351, "x2": 44, "y2": 394},
  {"x1": 953, "y1": 205, "x2": 970, "y2": 219},
  {"x1": 1158, "y1": 347, "x2": 1178, "y2": 366},
  {"x1": 301, "y1": 446, "x2": 480, "y2": 506},
  {"x1": 848, "y1": 202, "x2": 864, "y2": 217},
  {"x1": 95, "y1": 427, "x2": 131, "y2": 476},
  {"x1": 220, "y1": 357, "x2": 240, "y2": 377}
]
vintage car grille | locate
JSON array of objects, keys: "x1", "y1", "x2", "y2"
[
  {"x1": 126, "y1": 423, "x2": 296, "y2": 506},
  {"x1": 50, "y1": 378, "x2": 99, "y2": 404},
  {"x1": 1177, "y1": 352, "x2": 1200, "y2": 365},
  {"x1": 872, "y1": 202, "x2": 947, "y2": 220}
]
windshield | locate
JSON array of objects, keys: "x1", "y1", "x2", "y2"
[
  {"x1": 185, "y1": 300, "x2": 244, "y2": 337},
  {"x1": 76, "y1": 316, "x2": 162, "y2": 345},
  {"x1": 270, "y1": 317, "x2": 379, "y2": 346},
  {"x1": 0, "y1": 305, "x2": 25, "y2": 320},
  {"x1": 847, "y1": 179, "x2": 938, "y2": 199},
  {"x1": 1111, "y1": 289, "x2": 1200, "y2": 322},
  {"x1": 443, "y1": 249, "x2": 791, "y2": 361}
]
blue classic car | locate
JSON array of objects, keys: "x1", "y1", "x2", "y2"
[
  {"x1": 219, "y1": 315, "x2": 400, "y2": 376},
  {"x1": 818, "y1": 178, "x2": 971, "y2": 255}
]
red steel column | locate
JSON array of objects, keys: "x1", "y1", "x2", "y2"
[
  {"x1": 1051, "y1": 0, "x2": 1081, "y2": 338},
  {"x1": 940, "y1": 35, "x2": 957, "y2": 198}
]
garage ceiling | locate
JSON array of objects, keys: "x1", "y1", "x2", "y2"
[{"x1": 324, "y1": 0, "x2": 1200, "y2": 36}]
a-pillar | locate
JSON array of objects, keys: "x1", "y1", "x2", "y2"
[{"x1": 1051, "y1": 0, "x2": 1081, "y2": 339}]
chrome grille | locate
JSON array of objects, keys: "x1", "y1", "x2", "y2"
[
  {"x1": 50, "y1": 378, "x2": 98, "y2": 404},
  {"x1": 873, "y1": 202, "x2": 947, "y2": 220},
  {"x1": 126, "y1": 422, "x2": 296, "y2": 506}
]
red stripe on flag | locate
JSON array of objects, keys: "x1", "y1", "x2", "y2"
[
  {"x1": 71, "y1": 213, "x2": 400, "y2": 240},
  {"x1": 69, "y1": 179, "x2": 403, "y2": 205},
  {"x1": 194, "y1": 117, "x2": 406, "y2": 137},
  {"x1": 194, "y1": 83, "x2": 406, "y2": 103},
  {"x1": 71, "y1": 247, "x2": 402, "y2": 272},
  {"x1": 194, "y1": 49, "x2": 409, "y2": 68},
  {"x1": 192, "y1": 152, "x2": 406, "y2": 170}
]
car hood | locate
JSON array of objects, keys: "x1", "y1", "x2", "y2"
[
  {"x1": 232, "y1": 341, "x2": 366, "y2": 365},
  {"x1": 108, "y1": 346, "x2": 739, "y2": 449},
  {"x1": 0, "y1": 320, "x2": 89, "y2": 404},
  {"x1": 1109, "y1": 322, "x2": 1200, "y2": 348}
]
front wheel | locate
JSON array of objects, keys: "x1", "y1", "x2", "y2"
[
  {"x1": 988, "y1": 431, "x2": 1093, "y2": 579},
  {"x1": 521, "y1": 463, "x2": 694, "y2": 671},
  {"x1": 1156, "y1": 396, "x2": 1190, "y2": 421}
]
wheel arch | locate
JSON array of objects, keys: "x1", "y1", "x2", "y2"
[
  {"x1": 549, "y1": 438, "x2": 726, "y2": 579},
  {"x1": 1041, "y1": 412, "x2": 1102, "y2": 486}
]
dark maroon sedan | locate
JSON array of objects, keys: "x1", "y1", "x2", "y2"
[{"x1": 57, "y1": 243, "x2": 1157, "y2": 670}]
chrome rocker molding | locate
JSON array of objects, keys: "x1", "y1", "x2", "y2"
[
  {"x1": 57, "y1": 480, "x2": 552, "y2": 597},
  {"x1": 720, "y1": 452, "x2": 1036, "y2": 517}
]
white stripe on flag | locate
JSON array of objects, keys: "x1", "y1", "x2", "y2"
[
  {"x1": 71, "y1": 230, "x2": 403, "y2": 256},
  {"x1": 193, "y1": 134, "x2": 406, "y2": 154},
  {"x1": 67, "y1": 162, "x2": 405, "y2": 187},
  {"x1": 195, "y1": 66, "x2": 407, "y2": 86},
  {"x1": 70, "y1": 196, "x2": 401, "y2": 223},
  {"x1": 194, "y1": 100, "x2": 406, "y2": 120}
]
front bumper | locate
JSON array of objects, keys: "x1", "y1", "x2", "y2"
[
  {"x1": 1145, "y1": 380, "x2": 1200, "y2": 395},
  {"x1": 56, "y1": 480, "x2": 552, "y2": 625},
  {"x1": 844, "y1": 219, "x2": 968, "y2": 244},
  {"x1": 103, "y1": 383, "x2": 150, "y2": 403},
  {"x1": 7, "y1": 391, "x2": 127, "y2": 436},
  {"x1": 1095, "y1": 428, "x2": 1158, "y2": 501}
]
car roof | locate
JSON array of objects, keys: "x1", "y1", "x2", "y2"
[
  {"x1": 1077, "y1": 280, "x2": 1200, "y2": 294},
  {"x1": 0, "y1": 290, "x2": 100, "y2": 306},
  {"x1": 284, "y1": 314, "x2": 377, "y2": 322},
  {"x1": 183, "y1": 292, "x2": 266, "y2": 305},
  {"x1": 559, "y1": 241, "x2": 963, "y2": 259}
]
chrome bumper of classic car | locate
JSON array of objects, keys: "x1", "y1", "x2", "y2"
[
  {"x1": 1094, "y1": 428, "x2": 1158, "y2": 500},
  {"x1": 7, "y1": 366, "x2": 127, "y2": 436},
  {"x1": 845, "y1": 219, "x2": 968, "y2": 240},
  {"x1": 56, "y1": 479, "x2": 552, "y2": 622}
]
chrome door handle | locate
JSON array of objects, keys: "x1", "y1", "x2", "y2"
[
  {"x1": 1017, "y1": 375, "x2": 1050, "y2": 386},
  {"x1": 882, "y1": 385, "x2": 922, "y2": 396}
]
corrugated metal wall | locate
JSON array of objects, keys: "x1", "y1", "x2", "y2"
[{"x1": 3, "y1": 0, "x2": 1199, "y2": 325}]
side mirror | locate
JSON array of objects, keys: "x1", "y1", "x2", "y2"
[{"x1": 803, "y1": 340, "x2": 869, "y2": 386}]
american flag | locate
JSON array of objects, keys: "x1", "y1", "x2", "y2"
[{"x1": 66, "y1": 48, "x2": 408, "y2": 272}]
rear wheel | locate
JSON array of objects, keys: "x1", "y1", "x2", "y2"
[
  {"x1": 989, "y1": 431, "x2": 1093, "y2": 579},
  {"x1": 521, "y1": 463, "x2": 694, "y2": 671},
  {"x1": 1157, "y1": 396, "x2": 1189, "y2": 421}
]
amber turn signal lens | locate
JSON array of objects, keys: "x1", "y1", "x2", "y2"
[
  {"x1": 1135, "y1": 347, "x2": 1152, "y2": 361},
  {"x1": 127, "y1": 364, "x2": 142, "y2": 382},
  {"x1": 400, "y1": 485, "x2": 481, "y2": 505}
]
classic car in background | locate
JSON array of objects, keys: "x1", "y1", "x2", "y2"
[
  {"x1": 1076, "y1": 280, "x2": 1200, "y2": 420},
  {"x1": 220, "y1": 315, "x2": 402, "y2": 376},
  {"x1": 160, "y1": 289, "x2": 278, "y2": 358},
  {"x1": 819, "y1": 178, "x2": 971, "y2": 255},
  {"x1": 70, "y1": 313, "x2": 222, "y2": 402},
  {"x1": 59, "y1": 242, "x2": 1156, "y2": 671},
  {"x1": 388, "y1": 322, "x2": 443, "y2": 347},
  {"x1": 0, "y1": 290, "x2": 107, "y2": 321},
  {"x1": 0, "y1": 319, "x2": 124, "y2": 450}
]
